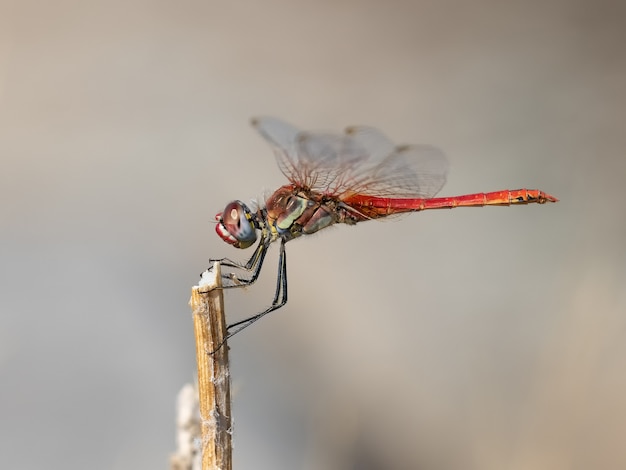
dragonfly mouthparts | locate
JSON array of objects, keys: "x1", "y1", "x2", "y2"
[{"x1": 215, "y1": 220, "x2": 238, "y2": 245}]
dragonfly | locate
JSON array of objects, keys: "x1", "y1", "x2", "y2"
[{"x1": 209, "y1": 117, "x2": 557, "y2": 342}]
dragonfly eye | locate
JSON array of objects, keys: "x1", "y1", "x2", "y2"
[{"x1": 215, "y1": 201, "x2": 257, "y2": 249}]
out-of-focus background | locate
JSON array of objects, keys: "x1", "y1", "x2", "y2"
[{"x1": 1, "y1": 0, "x2": 624, "y2": 469}]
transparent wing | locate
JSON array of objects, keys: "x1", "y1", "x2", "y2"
[
  {"x1": 251, "y1": 117, "x2": 448, "y2": 199},
  {"x1": 251, "y1": 117, "x2": 302, "y2": 185}
]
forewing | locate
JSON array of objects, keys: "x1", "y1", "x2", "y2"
[
  {"x1": 292, "y1": 131, "x2": 370, "y2": 193},
  {"x1": 252, "y1": 117, "x2": 448, "y2": 199},
  {"x1": 251, "y1": 117, "x2": 303, "y2": 186}
]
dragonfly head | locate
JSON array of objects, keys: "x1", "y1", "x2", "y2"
[{"x1": 215, "y1": 201, "x2": 258, "y2": 249}]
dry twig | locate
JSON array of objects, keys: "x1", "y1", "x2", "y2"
[{"x1": 186, "y1": 263, "x2": 232, "y2": 470}]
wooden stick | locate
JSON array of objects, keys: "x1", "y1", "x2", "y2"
[{"x1": 189, "y1": 262, "x2": 232, "y2": 470}]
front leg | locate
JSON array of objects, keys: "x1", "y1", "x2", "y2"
[{"x1": 205, "y1": 236, "x2": 270, "y2": 289}]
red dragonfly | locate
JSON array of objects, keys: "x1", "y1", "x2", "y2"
[{"x1": 211, "y1": 117, "x2": 557, "y2": 340}]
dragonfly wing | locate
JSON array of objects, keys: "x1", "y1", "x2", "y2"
[
  {"x1": 339, "y1": 126, "x2": 448, "y2": 198},
  {"x1": 251, "y1": 117, "x2": 304, "y2": 187},
  {"x1": 252, "y1": 117, "x2": 448, "y2": 199},
  {"x1": 344, "y1": 125, "x2": 396, "y2": 163},
  {"x1": 252, "y1": 116, "x2": 372, "y2": 191},
  {"x1": 294, "y1": 131, "x2": 370, "y2": 193},
  {"x1": 346, "y1": 144, "x2": 448, "y2": 199}
]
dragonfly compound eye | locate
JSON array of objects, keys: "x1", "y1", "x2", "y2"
[{"x1": 215, "y1": 201, "x2": 257, "y2": 249}]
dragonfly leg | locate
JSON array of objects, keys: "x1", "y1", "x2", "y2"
[
  {"x1": 206, "y1": 236, "x2": 270, "y2": 288},
  {"x1": 211, "y1": 239, "x2": 288, "y2": 352}
]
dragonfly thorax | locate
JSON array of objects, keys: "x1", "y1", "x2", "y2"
[{"x1": 265, "y1": 185, "x2": 345, "y2": 239}]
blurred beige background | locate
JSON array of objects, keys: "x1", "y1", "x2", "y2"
[{"x1": 1, "y1": 0, "x2": 624, "y2": 469}]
